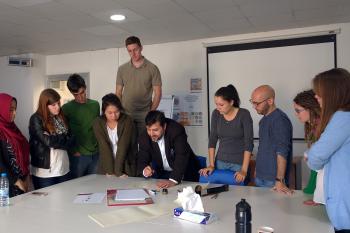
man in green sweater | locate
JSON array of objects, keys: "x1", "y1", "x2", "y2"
[{"x1": 62, "y1": 74, "x2": 100, "y2": 179}]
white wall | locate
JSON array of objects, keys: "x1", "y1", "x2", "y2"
[
  {"x1": 2, "y1": 22, "x2": 350, "y2": 158},
  {"x1": 118, "y1": 22, "x2": 350, "y2": 157},
  {"x1": 0, "y1": 54, "x2": 46, "y2": 137},
  {"x1": 46, "y1": 48, "x2": 119, "y2": 102}
]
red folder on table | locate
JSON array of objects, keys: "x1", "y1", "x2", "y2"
[{"x1": 106, "y1": 189, "x2": 153, "y2": 206}]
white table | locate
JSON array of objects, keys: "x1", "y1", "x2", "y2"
[{"x1": 1, "y1": 175, "x2": 333, "y2": 233}]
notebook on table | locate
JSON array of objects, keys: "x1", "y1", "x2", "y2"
[{"x1": 107, "y1": 189, "x2": 153, "y2": 206}]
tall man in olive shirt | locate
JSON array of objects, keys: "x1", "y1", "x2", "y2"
[{"x1": 116, "y1": 36, "x2": 162, "y2": 136}]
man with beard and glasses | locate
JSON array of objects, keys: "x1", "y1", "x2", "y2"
[
  {"x1": 250, "y1": 85, "x2": 293, "y2": 195},
  {"x1": 137, "y1": 110, "x2": 200, "y2": 188}
]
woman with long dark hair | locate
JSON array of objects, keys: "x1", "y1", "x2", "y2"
[
  {"x1": 199, "y1": 84, "x2": 254, "y2": 184},
  {"x1": 293, "y1": 90, "x2": 323, "y2": 204}
]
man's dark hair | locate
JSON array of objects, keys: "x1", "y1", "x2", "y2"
[
  {"x1": 67, "y1": 73, "x2": 86, "y2": 93},
  {"x1": 125, "y1": 36, "x2": 142, "y2": 47},
  {"x1": 145, "y1": 110, "x2": 166, "y2": 127}
]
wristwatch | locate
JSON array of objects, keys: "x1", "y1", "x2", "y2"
[{"x1": 275, "y1": 177, "x2": 285, "y2": 184}]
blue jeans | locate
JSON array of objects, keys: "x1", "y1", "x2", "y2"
[
  {"x1": 215, "y1": 160, "x2": 249, "y2": 185},
  {"x1": 69, "y1": 153, "x2": 98, "y2": 179},
  {"x1": 255, "y1": 177, "x2": 275, "y2": 188},
  {"x1": 215, "y1": 160, "x2": 242, "y2": 172},
  {"x1": 32, "y1": 173, "x2": 70, "y2": 190}
]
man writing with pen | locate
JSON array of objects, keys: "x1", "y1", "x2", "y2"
[{"x1": 137, "y1": 110, "x2": 200, "y2": 188}]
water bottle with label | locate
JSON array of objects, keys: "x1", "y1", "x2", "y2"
[
  {"x1": 0, "y1": 173, "x2": 10, "y2": 207},
  {"x1": 235, "y1": 198, "x2": 252, "y2": 233}
]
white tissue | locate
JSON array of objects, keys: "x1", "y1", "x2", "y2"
[{"x1": 175, "y1": 186, "x2": 204, "y2": 212}]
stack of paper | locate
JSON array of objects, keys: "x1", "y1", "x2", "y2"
[
  {"x1": 115, "y1": 189, "x2": 150, "y2": 201},
  {"x1": 107, "y1": 189, "x2": 153, "y2": 206},
  {"x1": 89, "y1": 204, "x2": 170, "y2": 228}
]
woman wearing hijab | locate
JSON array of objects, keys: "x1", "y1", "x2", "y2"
[{"x1": 0, "y1": 93, "x2": 30, "y2": 197}]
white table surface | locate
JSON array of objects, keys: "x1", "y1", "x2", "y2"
[{"x1": 0, "y1": 175, "x2": 333, "y2": 233}]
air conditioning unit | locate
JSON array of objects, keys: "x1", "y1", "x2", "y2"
[{"x1": 8, "y1": 57, "x2": 33, "y2": 67}]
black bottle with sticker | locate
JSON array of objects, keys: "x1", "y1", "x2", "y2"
[{"x1": 235, "y1": 198, "x2": 252, "y2": 233}]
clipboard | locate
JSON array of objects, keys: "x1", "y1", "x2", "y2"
[{"x1": 106, "y1": 189, "x2": 154, "y2": 206}]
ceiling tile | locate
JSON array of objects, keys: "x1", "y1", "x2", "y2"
[
  {"x1": 117, "y1": 19, "x2": 166, "y2": 36},
  {"x1": 174, "y1": 0, "x2": 236, "y2": 13},
  {"x1": 290, "y1": 0, "x2": 347, "y2": 11},
  {"x1": 193, "y1": 7, "x2": 244, "y2": 25},
  {"x1": 18, "y1": 2, "x2": 107, "y2": 29},
  {"x1": 0, "y1": 0, "x2": 53, "y2": 8},
  {"x1": 294, "y1": 6, "x2": 345, "y2": 21},
  {"x1": 82, "y1": 25, "x2": 129, "y2": 36},
  {"x1": 238, "y1": 0, "x2": 291, "y2": 17},
  {"x1": 56, "y1": 0, "x2": 123, "y2": 14},
  {"x1": 249, "y1": 12, "x2": 295, "y2": 28},
  {"x1": 113, "y1": 0, "x2": 172, "y2": 7},
  {"x1": 92, "y1": 8, "x2": 145, "y2": 23},
  {"x1": 116, "y1": 1, "x2": 188, "y2": 19}
]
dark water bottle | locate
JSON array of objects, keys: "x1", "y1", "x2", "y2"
[{"x1": 235, "y1": 198, "x2": 251, "y2": 233}]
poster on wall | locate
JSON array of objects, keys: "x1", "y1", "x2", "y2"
[
  {"x1": 190, "y1": 78, "x2": 202, "y2": 93},
  {"x1": 173, "y1": 93, "x2": 203, "y2": 126},
  {"x1": 157, "y1": 95, "x2": 174, "y2": 119}
]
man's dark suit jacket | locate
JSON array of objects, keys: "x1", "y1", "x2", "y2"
[{"x1": 137, "y1": 118, "x2": 200, "y2": 183}]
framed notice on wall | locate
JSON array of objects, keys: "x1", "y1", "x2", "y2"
[
  {"x1": 173, "y1": 93, "x2": 203, "y2": 126},
  {"x1": 157, "y1": 95, "x2": 174, "y2": 119}
]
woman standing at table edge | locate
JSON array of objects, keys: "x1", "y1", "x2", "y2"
[
  {"x1": 0, "y1": 93, "x2": 30, "y2": 197},
  {"x1": 307, "y1": 68, "x2": 350, "y2": 232},
  {"x1": 293, "y1": 89, "x2": 324, "y2": 205},
  {"x1": 93, "y1": 93, "x2": 137, "y2": 177},
  {"x1": 199, "y1": 84, "x2": 254, "y2": 184},
  {"x1": 29, "y1": 89, "x2": 74, "y2": 189}
]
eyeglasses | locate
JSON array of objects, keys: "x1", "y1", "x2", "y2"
[
  {"x1": 249, "y1": 98, "x2": 269, "y2": 107},
  {"x1": 294, "y1": 108, "x2": 306, "y2": 114}
]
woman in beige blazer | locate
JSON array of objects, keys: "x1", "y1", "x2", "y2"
[{"x1": 93, "y1": 93, "x2": 136, "y2": 177}]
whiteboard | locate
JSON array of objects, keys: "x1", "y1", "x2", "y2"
[{"x1": 208, "y1": 36, "x2": 335, "y2": 139}]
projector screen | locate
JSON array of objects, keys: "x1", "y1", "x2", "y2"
[{"x1": 207, "y1": 35, "x2": 336, "y2": 139}]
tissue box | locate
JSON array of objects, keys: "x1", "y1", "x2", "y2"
[{"x1": 173, "y1": 207, "x2": 217, "y2": 224}]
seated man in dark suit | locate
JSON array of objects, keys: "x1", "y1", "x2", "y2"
[{"x1": 137, "y1": 110, "x2": 200, "y2": 188}]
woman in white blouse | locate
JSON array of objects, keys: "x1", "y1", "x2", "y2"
[{"x1": 93, "y1": 93, "x2": 136, "y2": 177}]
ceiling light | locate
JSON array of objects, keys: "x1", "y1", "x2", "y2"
[{"x1": 110, "y1": 14, "x2": 126, "y2": 21}]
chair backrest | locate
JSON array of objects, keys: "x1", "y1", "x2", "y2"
[{"x1": 196, "y1": 155, "x2": 207, "y2": 169}]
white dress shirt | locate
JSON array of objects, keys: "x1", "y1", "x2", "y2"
[
  {"x1": 143, "y1": 136, "x2": 178, "y2": 184},
  {"x1": 157, "y1": 136, "x2": 172, "y2": 171}
]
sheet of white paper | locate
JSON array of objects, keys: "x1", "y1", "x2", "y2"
[
  {"x1": 89, "y1": 204, "x2": 170, "y2": 228},
  {"x1": 178, "y1": 211, "x2": 206, "y2": 224},
  {"x1": 115, "y1": 189, "x2": 150, "y2": 201},
  {"x1": 73, "y1": 193, "x2": 106, "y2": 204}
]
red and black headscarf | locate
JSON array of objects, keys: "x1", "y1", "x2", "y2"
[{"x1": 0, "y1": 93, "x2": 30, "y2": 175}]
